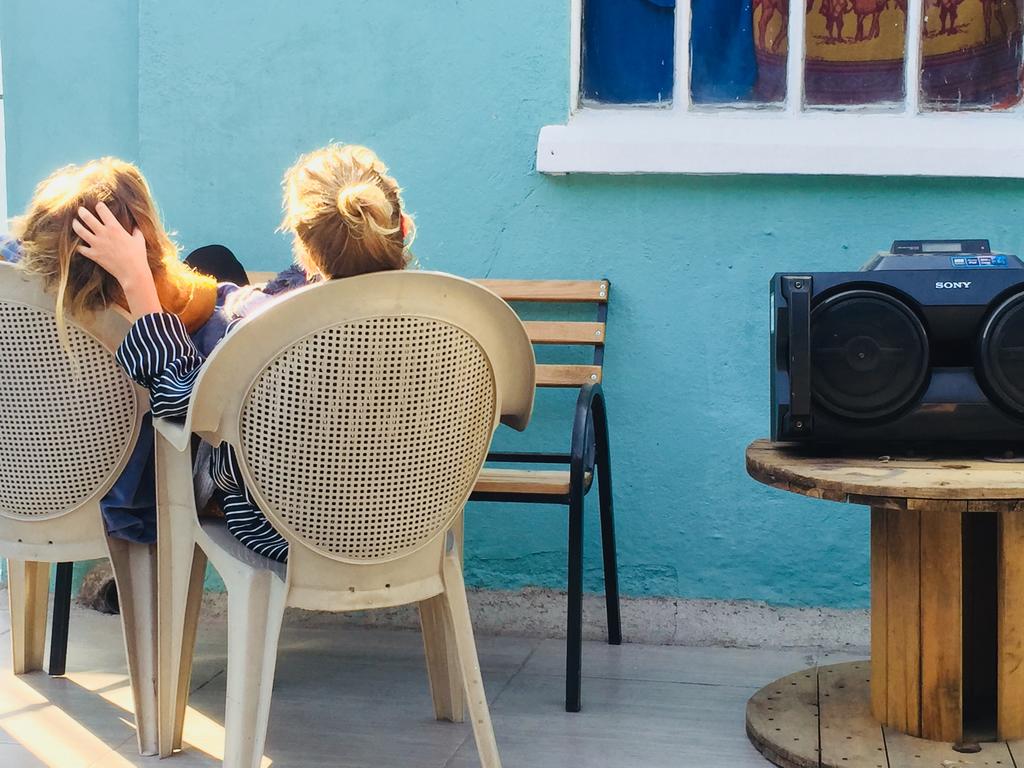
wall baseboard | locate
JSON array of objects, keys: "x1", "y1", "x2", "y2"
[{"x1": 199, "y1": 587, "x2": 869, "y2": 651}]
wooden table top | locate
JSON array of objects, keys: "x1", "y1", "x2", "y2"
[{"x1": 746, "y1": 439, "x2": 1024, "y2": 511}]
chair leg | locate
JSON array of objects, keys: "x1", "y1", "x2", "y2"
[
  {"x1": 154, "y1": 427, "x2": 205, "y2": 757},
  {"x1": 172, "y1": 547, "x2": 208, "y2": 752},
  {"x1": 419, "y1": 593, "x2": 465, "y2": 722},
  {"x1": 441, "y1": 551, "x2": 502, "y2": 768},
  {"x1": 106, "y1": 538, "x2": 159, "y2": 756},
  {"x1": 597, "y1": 460, "x2": 622, "y2": 647},
  {"x1": 222, "y1": 566, "x2": 287, "y2": 768},
  {"x1": 565, "y1": 493, "x2": 584, "y2": 713},
  {"x1": 453, "y1": 511, "x2": 465, "y2": 562},
  {"x1": 48, "y1": 562, "x2": 74, "y2": 676},
  {"x1": 7, "y1": 560, "x2": 50, "y2": 674}
]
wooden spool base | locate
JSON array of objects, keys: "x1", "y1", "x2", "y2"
[{"x1": 746, "y1": 662, "x2": 1023, "y2": 768}]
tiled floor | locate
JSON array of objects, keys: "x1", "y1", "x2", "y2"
[{"x1": 0, "y1": 602, "x2": 864, "y2": 767}]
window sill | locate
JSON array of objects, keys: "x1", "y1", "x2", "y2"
[{"x1": 536, "y1": 108, "x2": 1024, "y2": 178}]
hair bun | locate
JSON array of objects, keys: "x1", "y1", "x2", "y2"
[{"x1": 336, "y1": 182, "x2": 390, "y2": 222}]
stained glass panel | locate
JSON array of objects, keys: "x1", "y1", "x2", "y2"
[
  {"x1": 921, "y1": 0, "x2": 1023, "y2": 111},
  {"x1": 751, "y1": 0, "x2": 791, "y2": 102},
  {"x1": 804, "y1": 1, "x2": 908, "y2": 106}
]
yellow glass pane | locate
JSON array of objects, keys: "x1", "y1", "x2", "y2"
[
  {"x1": 921, "y1": 0, "x2": 1023, "y2": 111},
  {"x1": 804, "y1": 1, "x2": 908, "y2": 106}
]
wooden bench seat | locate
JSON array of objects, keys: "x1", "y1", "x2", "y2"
[{"x1": 474, "y1": 467, "x2": 593, "y2": 496}]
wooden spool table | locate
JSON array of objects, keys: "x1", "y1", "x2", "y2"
[{"x1": 745, "y1": 439, "x2": 1024, "y2": 768}]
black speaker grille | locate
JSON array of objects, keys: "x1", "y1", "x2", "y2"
[
  {"x1": 810, "y1": 290, "x2": 928, "y2": 420},
  {"x1": 979, "y1": 292, "x2": 1024, "y2": 417}
]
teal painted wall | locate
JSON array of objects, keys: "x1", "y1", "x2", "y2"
[
  {"x1": 0, "y1": 0, "x2": 139, "y2": 208},
  {"x1": 5, "y1": 0, "x2": 1024, "y2": 608}
]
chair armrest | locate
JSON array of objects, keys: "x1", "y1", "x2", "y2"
[
  {"x1": 569, "y1": 383, "x2": 607, "y2": 485},
  {"x1": 153, "y1": 417, "x2": 191, "y2": 452}
]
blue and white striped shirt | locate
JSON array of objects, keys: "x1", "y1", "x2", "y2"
[{"x1": 117, "y1": 310, "x2": 290, "y2": 563}]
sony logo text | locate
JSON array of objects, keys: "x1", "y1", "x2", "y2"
[{"x1": 935, "y1": 281, "x2": 972, "y2": 289}]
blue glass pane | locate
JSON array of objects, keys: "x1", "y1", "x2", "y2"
[
  {"x1": 581, "y1": 0, "x2": 675, "y2": 105},
  {"x1": 690, "y1": 0, "x2": 761, "y2": 103}
]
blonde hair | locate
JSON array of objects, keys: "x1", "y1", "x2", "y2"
[
  {"x1": 280, "y1": 144, "x2": 414, "y2": 279},
  {"x1": 13, "y1": 158, "x2": 212, "y2": 343}
]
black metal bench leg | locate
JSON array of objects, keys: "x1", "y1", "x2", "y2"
[
  {"x1": 598, "y1": 467, "x2": 622, "y2": 646},
  {"x1": 566, "y1": 492, "x2": 584, "y2": 713},
  {"x1": 594, "y1": 397, "x2": 621, "y2": 646},
  {"x1": 48, "y1": 562, "x2": 73, "y2": 676}
]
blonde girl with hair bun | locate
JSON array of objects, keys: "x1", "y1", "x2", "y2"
[
  {"x1": 77, "y1": 143, "x2": 416, "y2": 562},
  {"x1": 277, "y1": 143, "x2": 415, "y2": 284}
]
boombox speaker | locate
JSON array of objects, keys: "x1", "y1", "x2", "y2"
[{"x1": 771, "y1": 240, "x2": 1024, "y2": 446}]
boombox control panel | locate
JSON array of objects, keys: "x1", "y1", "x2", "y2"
[
  {"x1": 771, "y1": 240, "x2": 1024, "y2": 446},
  {"x1": 861, "y1": 240, "x2": 1022, "y2": 271}
]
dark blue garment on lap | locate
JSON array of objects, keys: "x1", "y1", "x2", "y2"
[{"x1": 100, "y1": 414, "x2": 158, "y2": 543}]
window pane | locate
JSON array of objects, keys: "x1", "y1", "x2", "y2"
[
  {"x1": 580, "y1": 0, "x2": 675, "y2": 105},
  {"x1": 804, "y1": 1, "x2": 908, "y2": 106},
  {"x1": 692, "y1": 0, "x2": 784, "y2": 104},
  {"x1": 921, "y1": 0, "x2": 1023, "y2": 111},
  {"x1": 750, "y1": 0, "x2": 790, "y2": 102}
]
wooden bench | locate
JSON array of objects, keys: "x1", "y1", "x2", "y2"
[
  {"x1": 469, "y1": 278, "x2": 620, "y2": 714},
  {"x1": 248, "y1": 272, "x2": 621, "y2": 712}
]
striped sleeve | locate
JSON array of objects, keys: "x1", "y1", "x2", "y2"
[{"x1": 115, "y1": 312, "x2": 205, "y2": 420}]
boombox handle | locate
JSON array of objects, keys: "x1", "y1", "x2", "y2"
[{"x1": 783, "y1": 276, "x2": 812, "y2": 435}]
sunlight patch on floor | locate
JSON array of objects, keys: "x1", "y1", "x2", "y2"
[
  {"x1": 0, "y1": 673, "x2": 135, "y2": 767},
  {"x1": 178, "y1": 706, "x2": 273, "y2": 768},
  {"x1": 65, "y1": 670, "x2": 272, "y2": 767}
]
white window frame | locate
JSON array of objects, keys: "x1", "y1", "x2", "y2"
[{"x1": 537, "y1": 0, "x2": 1024, "y2": 177}]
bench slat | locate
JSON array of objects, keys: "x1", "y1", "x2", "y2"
[
  {"x1": 524, "y1": 321, "x2": 605, "y2": 345},
  {"x1": 249, "y1": 274, "x2": 609, "y2": 303},
  {"x1": 247, "y1": 271, "x2": 277, "y2": 284},
  {"x1": 536, "y1": 364, "x2": 602, "y2": 387},
  {"x1": 475, "y1": 279, "x2": 608, "y2": 303}
]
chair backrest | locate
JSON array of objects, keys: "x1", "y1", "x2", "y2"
[
  {"x1": 474, "y1": 279, "x2": 609, "y2": 389},
  {"x1": 189, "y1": 271, "x2": 535, "y2": 566},
  {"x1": 0, "y1": 265, "x2": 145, "y2": 528}
]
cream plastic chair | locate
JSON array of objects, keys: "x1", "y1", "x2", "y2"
[
  {"x1": 154, "y1": 271, "x2": 535, "y2": 768},
  {"x1": 0, "y1": 264, "x2": 158, "y2": 755}
]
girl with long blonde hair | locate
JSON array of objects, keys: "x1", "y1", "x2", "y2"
[
  {"x1": 3, "y1": 158, "x2": 224, "y2": 542},
  {"x1": 14, "y1": 158, "x2": 219, "y2": 344}
]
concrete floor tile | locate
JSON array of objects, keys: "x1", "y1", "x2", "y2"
[
  {"x1": 448, "y1": 674, "x2": 770, "y2": 768},
  {"x1": 0, "y1": 742, "x2": 50, "y2": 768},
  {"x1": 520, "y1": 637, "x2": 823, "y2": 689}
]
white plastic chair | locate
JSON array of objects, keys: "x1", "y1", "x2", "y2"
[
  {"x1": 0, "y1": 264, "x2": 158, "y2": 755},
  {"x1": 154, "y1": 271, "x2": 536, "y2": 767}
]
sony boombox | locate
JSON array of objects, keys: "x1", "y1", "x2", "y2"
[{"x1": 771, "y1": 240, "x2": 1024, "y2": 446}]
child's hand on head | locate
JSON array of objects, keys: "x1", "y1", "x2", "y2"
[
  {"x1": 73, "y1": 202, "x2": 147, "y2": 283},
  {"x1": 73, "y1": 202, "x2": 161, "y2": 318}
]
